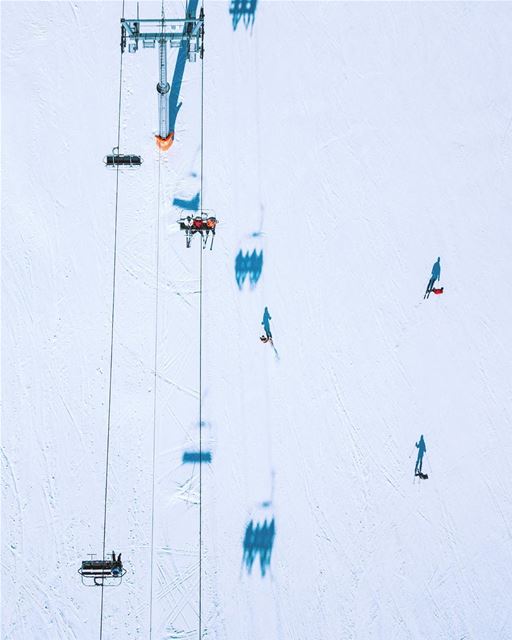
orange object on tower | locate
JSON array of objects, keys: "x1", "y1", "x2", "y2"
[{"x1": 155, "y1": 133, "x2": 174, "y2": 151}]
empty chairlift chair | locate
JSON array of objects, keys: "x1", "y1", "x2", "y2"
[
  {"x1": 104, "y1": 147, "x2": 142, "y2": 168},
  {"x1": 78, "y1": 551, "x2": 126, "y2": 586}
]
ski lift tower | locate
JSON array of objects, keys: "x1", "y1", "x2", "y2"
[{"x1": 121, "y1": 8, "x2": 204, "y2": 151}]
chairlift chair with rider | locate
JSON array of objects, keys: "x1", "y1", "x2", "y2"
[
  {"x1": 78, "y1": 551, "x2": 126, "y2": 587},
  {"x1": 177, "y1": 210, "x2": 219, "y2": 250}
]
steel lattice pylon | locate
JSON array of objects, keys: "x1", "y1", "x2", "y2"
[{"x1": 121, "y1": 10, "x2": 204, "y2": 149}]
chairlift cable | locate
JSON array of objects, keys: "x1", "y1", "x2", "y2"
[
  {"x1": 99, "y1": 2, "x2": 126, "y2": 637},
  {"x1": 148, "y1": 148, "x2": 162, "y2": 640},
  {"x1": 148, "y1": 5, "x2": 166, "y2": 639},
  {"x1": 198, "y1": 1, "x2": 205, "y2": 637}
]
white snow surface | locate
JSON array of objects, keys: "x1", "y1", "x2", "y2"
[{"x1": 3, "y1": 1, "x2": 512, "y2": 638}]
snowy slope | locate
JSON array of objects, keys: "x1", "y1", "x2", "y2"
[{"x1": 3, "y1": 1, "x2": 512, "y2": 639}]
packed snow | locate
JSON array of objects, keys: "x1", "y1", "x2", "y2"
[{"x1": 3, "y1": 1, "x2": 512, "y2": 638}]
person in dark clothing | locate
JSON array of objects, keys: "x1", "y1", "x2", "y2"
[{"x1": 111, "y1": 551, "x2": 123, "y2": 576}]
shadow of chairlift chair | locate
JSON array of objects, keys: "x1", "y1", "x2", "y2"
[
  {"x1": 104, "y1": 147, "x2": 142, "y2": 168},
  {"x1": 78, "y1": 552, "x2": 126, "y2": 587},
  {"x1": 182, "y1": 450, "x2": 212, "y2": 464}
]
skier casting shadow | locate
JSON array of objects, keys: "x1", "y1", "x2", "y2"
[
  {"x1": 424, "y1": 257, "x2": 441, "y2": 299},
  {"x1": 414, "y1": 435, "x2": 428, "y2": 480}
]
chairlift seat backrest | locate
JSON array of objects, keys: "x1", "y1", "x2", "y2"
[
  {"x1": 104, "y1": 154, "x2": 142, "y2": 167},
  {"x1": 81, "y1": 559, "x2": 114, "y2": 572}
]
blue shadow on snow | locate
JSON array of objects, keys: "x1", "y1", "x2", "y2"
[
  {"x1": 235, "y1": 249, "x2": 263, "y2": 289},
  {"x1": 183, "y1": 451, "x2": 212, "y2": 464},
  {"x1": 168, "y1": 0, "x2": 200, "y2": 134},
  {"x1": 173, "y1": 192, "x2": 200, "y2": 212},
  {"x1": 243, "y1": 518, "x2": 275, "y2": 577},
  {"x1": 229, "y1": 0, "x2": 257, "y2": 31},
  {"x1": 415, "y1": 435, "x2": 426, "y2": 476}
]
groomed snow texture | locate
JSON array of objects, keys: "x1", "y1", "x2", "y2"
[{"x1": 3, "y1": 1, "x2": 512, "y2": 639}]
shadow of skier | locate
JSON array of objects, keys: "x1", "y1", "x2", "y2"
[
  {"x1": 414, "y1": 435, "x2": 428, "y2": 479},
  {"x1": 424, "y1": 257, "x2": 441, "y2": 299}
]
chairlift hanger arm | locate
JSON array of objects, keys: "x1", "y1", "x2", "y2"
[
  {"x1": 121, "y1": 17, "x2": 203, "y2": 37},
  {"x1": 121, "y1": 16, "x2": 204, "y2": 54}
]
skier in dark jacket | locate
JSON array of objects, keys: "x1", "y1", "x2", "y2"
[{"x1": 111, "y1": 551, "x2": 123, "y2": 576}]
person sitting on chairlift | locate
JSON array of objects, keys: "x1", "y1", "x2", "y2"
[
  {"x1": 111, "y1": 551, "x2": 123, "y2": 577},
  {"x1": 206, "y1": 216, "x2": 217, "y2": 234}
]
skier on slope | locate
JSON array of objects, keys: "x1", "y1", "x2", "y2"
[
  {"x1": 424, "y1": 257, "x2": 441, "y2": 299},
  {"x1": 414, "y1": 435, "x2": 428, "y2": 479},
  {"x1": 260, "y1": 306, "x2": 272, "y2": 342}
]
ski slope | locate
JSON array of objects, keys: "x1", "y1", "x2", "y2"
[{"x1": 3, "y1": 1, "x2": 512, "y2": 638}]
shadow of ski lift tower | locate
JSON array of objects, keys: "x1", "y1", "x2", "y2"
[{"x1": 121, "y1": 4, "x2": 204, "y2": 151}]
